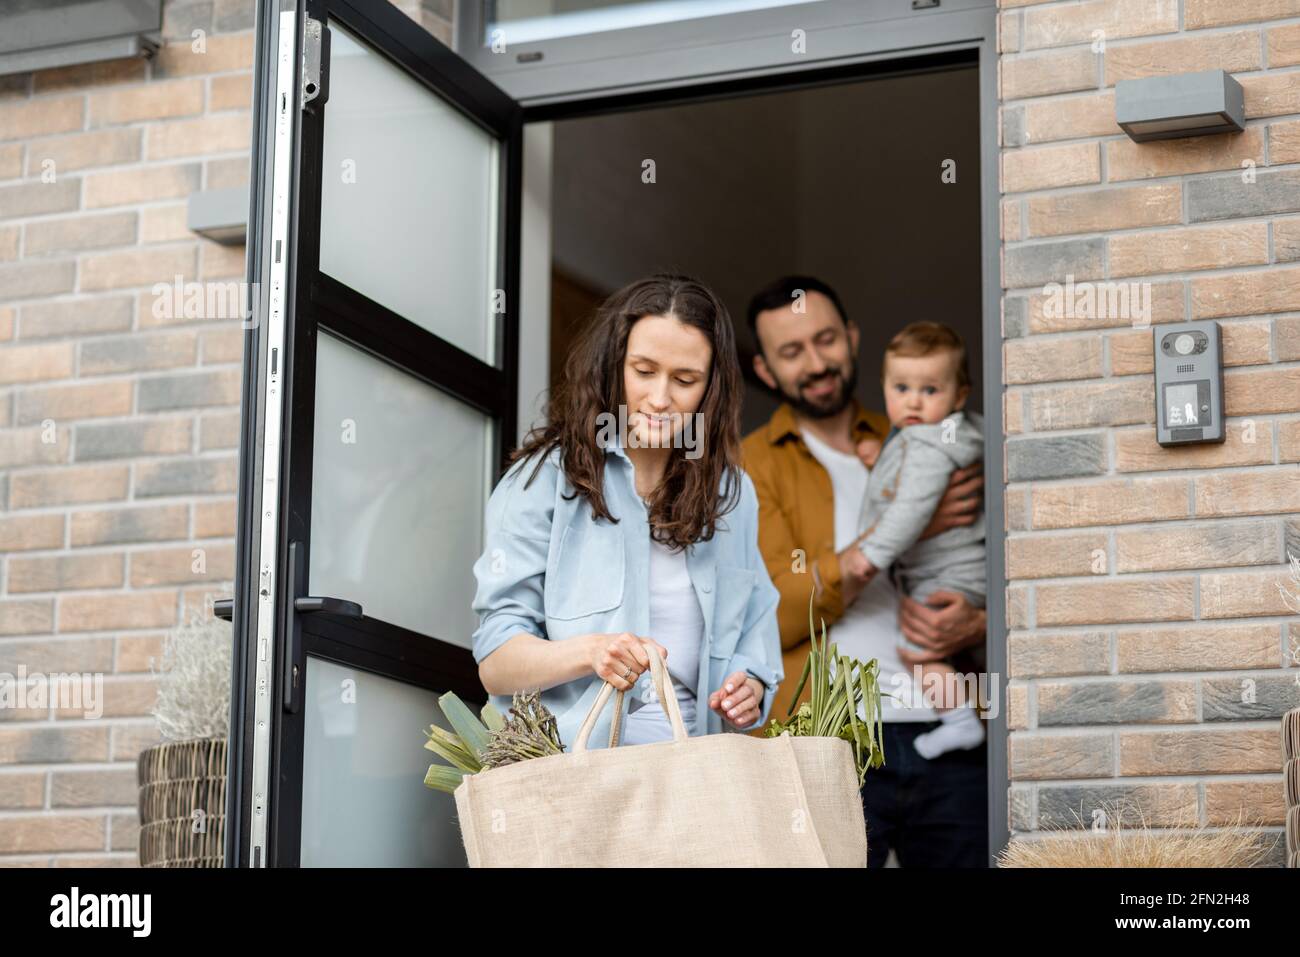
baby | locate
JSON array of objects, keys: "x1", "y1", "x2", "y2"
[{"x1": 851, "y1": 321, "x2": 986, "y2": 759}]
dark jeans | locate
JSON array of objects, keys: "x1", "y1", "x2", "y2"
[{"x1": 860, "y1": 720, "x2": 988, "y2": 868}]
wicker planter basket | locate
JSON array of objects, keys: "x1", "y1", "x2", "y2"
[{"x1": 137, "y1": 737, "x2": 228, "y2": 867}]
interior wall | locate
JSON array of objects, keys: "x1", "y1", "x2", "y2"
[{"x1": 548, "y1": 65, "x2": 983, "y2": 434}]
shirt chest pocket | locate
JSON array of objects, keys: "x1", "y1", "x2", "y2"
[
  {"x1": 545, "y1": 519, "x2": 626, "y2": 621},
  {"x1": 708, "y1": 563, "x2": 755, "y2": 661}
]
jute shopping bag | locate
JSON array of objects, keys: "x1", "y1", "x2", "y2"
[
  {"x1": 453, "y1": 646, "x2": 865, "y2": 867},
  {"x1": 786, "y1": 735, "x2": 868, "y2": 868}
]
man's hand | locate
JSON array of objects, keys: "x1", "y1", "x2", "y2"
[
  {"x1": 919, "y1": 463, "x2": 983, "y2": 541},
  {"x1": 897, "y1": 591, "x2": 986, "y2": 664},
  {"x1": 709, "y1": 671, "x2": 765, "y2": 729}
]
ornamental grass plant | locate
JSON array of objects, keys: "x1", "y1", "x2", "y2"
[
  {"x1": 997, "y1": 803, "x2": 1275, "y2": 868},
  {"x1": 764, "y1": 594, "x2": 886, "y2": 785}
]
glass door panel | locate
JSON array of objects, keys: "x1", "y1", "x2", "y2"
[
  {"x1": 300, "y1": 656, "x2": 468, "y2": 867},
  {"x1": 309, "y1": 331, "x2": 488, "y2": 648},
  {"x1": 320, "y1": 24, "x2": 500, "y2": 364}
]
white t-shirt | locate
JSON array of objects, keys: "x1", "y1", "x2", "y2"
[
  {"x1": 798, "y1": 426, "x2": 937, "y2": 723},
  {"x1": 622, "y1": 535, "x2": 702, "y2": 744}
]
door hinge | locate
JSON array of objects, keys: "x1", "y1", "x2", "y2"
[{"x1": 301, "y1": 15, "x2": 330, "y2": 112}]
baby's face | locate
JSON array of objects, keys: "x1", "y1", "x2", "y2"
[{"x1": 882, "y1": 350, "x2": 968, "y2": 429}]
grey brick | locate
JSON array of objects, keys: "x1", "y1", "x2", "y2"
[
  {"x1": 137, "y1": 368, "x2": 240, "y2": 412},
  {"x1": 1146, "y1": 519, "x2": 1281, "y2": 570},
  {"x1": 0, "y1": 178, "x2": 80, "y2": 219},
  {"x1": 1187, "y1": 169, "x2": 1300, "y2": 223},
  {"x1": 162, "y1": 0, "x2": 213, "y2": 41},
  {"x1": 205, "y1": 156, "x2": 249, "y2": 190},
  {"x1": 70, "y1": 504, "x2": 189, "y2": 546},
  {"x1": 1258, "y1": 838, "x2": 1286, "y2": 868},
  {"x1": 80, "y1": 331, "x2": 197, "y2": 375},
  {"x1": 21, "y1": 296, "x2": 134, "y2": 339},
  {"x1": 25, "y1": 212, "x2": 137, "y2": 257},
  {"x1": 134, "y1": 456, "x2": 237, "y2": 497},
  {"x1": 1002, "y1": 105, "x2": 1025, "y2": 148},
  {"x1": 0, "y1": 637, "x2": 114, "y2": 673},
  {"x1": 0, "y1": 260, "x2": 76, "y2": 300},
  {"x1": 1006, "y1": 432, "x2": 1105, "y2": 481},
  {"x1": 1038, "y1": 679, "x2": 1195, "y2": 726},
  {"x1": 50, "y1": 768, "x2": 139, "y2": 808},
  {"x1": 1284, "y1": 519, "x2": 1300, "y2": 562},
  {"x1": 1038, "y1": 783, "x2": 1196, "y2": 830},
  {"x1": 1004, "y1": 296, "x2": 1028, "y2": 338},
  {"x1": 0, "y1": 726, "x2": 109, "y2": 763},
  {"x1": 1009, "y1": 785, "x2": 1035, "y2": 831},
  {"x1": 74, "y1": 419, "x2": 192, "y2": 461},
  {"x1": 1203, "y1": 674, "x2": 1300, "y2": 721},
  {"x1": 1028, "y1": 378, "x2": 1153, "y2": 431},
  {"x1": 213, "y1": 0, "x2": 255, "y2": 32},
  {"x1": 1003, "y1": 237, "x2": 1105, "y2": 289}
]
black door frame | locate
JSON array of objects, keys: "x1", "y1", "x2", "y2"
[{"x1": 230, "y1": 0, "x2": 1006, "y2": 868}]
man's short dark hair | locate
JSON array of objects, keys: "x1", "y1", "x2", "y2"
[{"x1": 745, "y1": 275, "x2": 850, "y2": 355}]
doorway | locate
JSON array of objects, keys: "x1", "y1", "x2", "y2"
[
  {"x1": 228, "y1": 0, "x2": 1005, "y2": 868},
  {"x1": 539, "y1": 66, "x2": 984, "y2": 432},
  {"x1": 533, "y1": 62, "x2": 984, "y2": 871}
]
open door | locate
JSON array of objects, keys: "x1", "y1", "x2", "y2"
[{"x1": 225, "y1": 0, "x2": 522, "y2": 867}]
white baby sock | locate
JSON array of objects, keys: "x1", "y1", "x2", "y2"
[{"x1": 913, "y1": 705, "x2": 985, "y2": 760}]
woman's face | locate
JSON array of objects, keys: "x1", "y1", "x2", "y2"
[{"x1": 622, "y1": 313, "x2": 712, "y2": 449}]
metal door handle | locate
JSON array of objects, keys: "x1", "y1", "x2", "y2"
[{"x1": 294, "y1": 595, "x2": 362, "y2": 617}]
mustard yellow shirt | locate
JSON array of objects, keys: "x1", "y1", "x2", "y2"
[{"x1": 740, "y1": 401, "x2": 891, "y2": 727}]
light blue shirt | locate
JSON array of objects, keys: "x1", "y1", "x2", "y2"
[{"x1": 469, "y1": 438, "x2": 783, "y2": 751}]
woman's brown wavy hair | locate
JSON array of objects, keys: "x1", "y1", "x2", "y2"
[{"x1": 509, "y1": 274, "x2": 744, "y2": 550}]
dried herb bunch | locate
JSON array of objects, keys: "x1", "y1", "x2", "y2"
[
  {"x1": 423, "y1": 689, "x2": 565, "y2": 793},
  {"x1": 481, "y1": 689, "x2": 565, "y2": 770}
]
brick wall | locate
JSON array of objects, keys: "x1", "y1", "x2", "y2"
[
  {"x1": 0, "y1": 0, "x2": 451, "y2": 868},
  {"x1": 999, "y1": 0, "x2": 1300, "y2": 862},
  {"x1": 0, "y1": 0, "x2": 453, "y2": 868}
]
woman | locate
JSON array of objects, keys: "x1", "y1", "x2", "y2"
[{"x1": 470, "y1": 274, "x2": 783, "y2": 750}]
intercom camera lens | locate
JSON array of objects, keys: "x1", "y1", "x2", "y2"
[{"x1": 1174, "y1": 333, "x2": 1195, "y2": 355}]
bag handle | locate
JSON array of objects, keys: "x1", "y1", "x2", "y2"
[{"x1": 573, "y1": 643, "x2": 688, "y2": 753}]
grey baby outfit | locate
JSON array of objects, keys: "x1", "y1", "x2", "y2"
[{"x1": 856, "y1": 410, "x2": 986, "y2": 654}]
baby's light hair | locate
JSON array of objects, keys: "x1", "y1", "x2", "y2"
[{"x1": 882, "y1": 321, "x2": 971, "y2": 390}]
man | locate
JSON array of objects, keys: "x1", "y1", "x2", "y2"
[{"x1": 739, "y1": 275, "x2": 989, "y2": 867}]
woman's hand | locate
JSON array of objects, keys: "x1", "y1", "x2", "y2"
[
  {"x1": 708, "y1": 671, "x2": 765, "y2": 729},
  {"x1": 589, "y1": 632, "x2": 669, "y2": 691}
]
